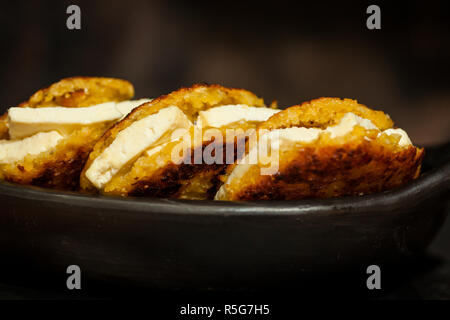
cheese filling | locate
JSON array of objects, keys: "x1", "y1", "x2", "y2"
[
  {"x1": 215, "y1": 112, "x2": 413, "y2": 199},
  {"x1": 380, "y1": 128, "x2": 412, "y2": 146},
  {"x1": 115, "y1": 99, "x2": 151, "y2": 118},
  {"x1": 260, "y1": 112, "x2": 412, "y2": 148},
  {"x1": 85, "y1": 106, "x2": 193, "y2": 189},
  {"x1": 196, "y1": 105, "x2": 280, "y2": 128},
  {"x1": 0, "y1": 99, "x2": 149, "y2": 165},
  {"x1": 0, "y1": 131, "x2": 63, "y2": 164},
  {"x1": 326, "y1": 112, "x2": 378, "y2": 137},
  {"x1": 8, "y1": 99, "x2": 150, "y2": 139}
]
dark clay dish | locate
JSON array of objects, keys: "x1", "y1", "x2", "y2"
[{"x1": 0, "y1": 142, "x2": 448, "y2": 289}]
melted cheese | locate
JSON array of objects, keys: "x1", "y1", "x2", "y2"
[
  {"x1": 381, "y1": 128, "x2": 412, "y2": 146},
  {"x1": 326, "y1": 112, "x2": 378, "y2": 138}
]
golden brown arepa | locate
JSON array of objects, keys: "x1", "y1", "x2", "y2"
[
  {"x1": 0, "y1": 77, "x2": 140, "y2": 190},
  {"x1": 215, "y1": 98, "x2": 424, "y2": 200}
]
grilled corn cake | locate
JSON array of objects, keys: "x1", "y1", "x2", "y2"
[
  {"x1": 0, "y1": 77, "x2": 149, "y2": 190},
  {"x1": 216, "y1": 98, "x2": 424, "y2": 200}
]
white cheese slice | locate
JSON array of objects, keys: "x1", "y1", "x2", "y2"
[
  {"x1": 0, "y1": 131, "x2": 63, "y2": 164},
  {"x1": 196, "y1": 105, "x2": 280, "y2": 128},
  {"x1": 269, "y1": 127, "x2": 322, "y2": 144},
  {"x1": 8, "y1": 99, "x2": 150, "y2": 139},
  {"x1": 256, "y1": 112, "x2": 378, "y2": 148},
  {"x1": 85, "y1": 106, "x2": 193, "y2": 189}
]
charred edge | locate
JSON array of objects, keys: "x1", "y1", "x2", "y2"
[
  {"x1": 29, "y1": 149, "x2": 90, "y2": 191},
  {"x1": 235, "y1": 145, "x2": 424, "y2": 201},
  {"x1": 128, "y1": 139, "x2": 239, "y2": 198}
]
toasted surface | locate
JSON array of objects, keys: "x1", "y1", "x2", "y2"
[
  {"x1": 81, "y1": 84, "x2": 268, "y2": 197},
  {"x1": 0, "y1": 114, "x2": 8, "y2": 140},
  {"x1": 19, "y1": 76, "x2": 134, "y2": 108},
  {"x1": 259, "y1": 98, "x2": 394, "y2": 131},
  {"x1": 216, "y1": 127, "x2": 424, "y2": 200},
  {"x1": 0, "y1": 77, "x2": 134, "y2": 190},
  {"x1": 0, "y1": 77, "x2": 134, "y2": 139}
]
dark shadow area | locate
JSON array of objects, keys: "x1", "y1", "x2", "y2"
[
  {"x1": 0, "y1": 252, "x2": 448, "y2": 300},
  {"x1": 0, "y1": 1, "x2": 449, "y2": 145}
]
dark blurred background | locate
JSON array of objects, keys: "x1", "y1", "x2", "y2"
[{"x1": 0, "y1": 0, "x2": 449, "y2": 145}]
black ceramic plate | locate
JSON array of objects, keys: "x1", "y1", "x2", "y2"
[{"x1": 0, "y1": 143, "x2": 449, "y2": 289}]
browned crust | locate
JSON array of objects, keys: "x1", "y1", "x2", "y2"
[
  {"x1": 81, "y1": 84, "x2": 266, "y2": 192},
  {"x1": 130, "y1": 164, "x2": 228, "y2": 199},
  {"x1": 18, "y1": 76, "x2": 134, "y2": 108},
  {"x1": 126, "y1": 138, "x2": 239, "y2": 199},
  {"x1": 1, "y1": 139, "x2": 93, "y2": 191},
  {"x1": 129, "y1": 161, "x2": 227, "y2": 199},
  {"x1": 223, "y1": 142, "x2": 425, "y2": 201},
  {"x1": 0, "y1": 113, "x2": 8, "y2": 139},
  {"x1": 0, "y1": 124, "x2": 113, "y2": 190},
  {"x1": 0, "y1": 77, "x2": 134, "y2": 190},
  {"x1": 259, "y1": 97, "x2": 394, "y2": 131}
]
